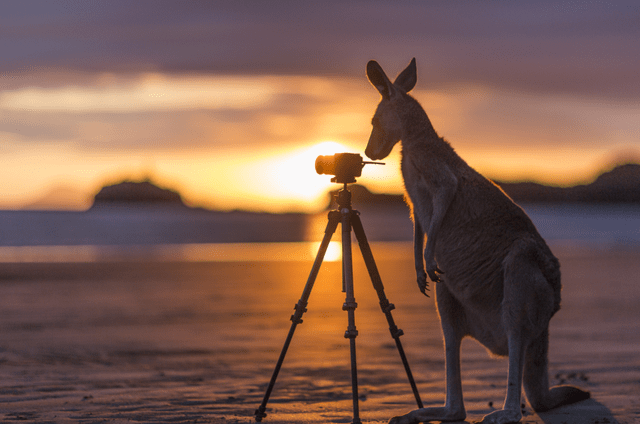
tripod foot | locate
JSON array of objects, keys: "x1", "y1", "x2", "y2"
[{"x1": 254, "y1": 406, "x2": 267, "y2": 422}]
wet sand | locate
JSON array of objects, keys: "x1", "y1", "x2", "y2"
[{"x1": 1, "y1": 243, "x2": 639, "y2": 423}]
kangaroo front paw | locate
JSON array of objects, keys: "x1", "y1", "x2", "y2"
[
  {"x1": 416, "y1": 269, "x2": 430, "y2": 296},
  {"x1": 426, "y1": 262, "x2": 444, "y2": 283},
  {"x1": 481, "y1": 408, "x2": 522, "y2": 424}
]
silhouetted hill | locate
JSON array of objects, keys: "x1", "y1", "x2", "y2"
[
  {"x1": 496, "y1": 163, "x2": 640, "y2": 203},
  {"x1": 586, "y1": 163, "x2": 640, "y2": 202},
  {"x1": 91, "y1": 180, "x2": 186, "y2": 208}
]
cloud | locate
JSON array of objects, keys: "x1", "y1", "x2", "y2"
[
  {"x1": 0, "y1": 68, "x2": 390, "y2": 152},
  {"x1": 0, "y1": 74, "x2": 372, "y2": 151},
  {"x1": 1, "y1": 1, "x2": 638, "y2": 100},
  {"x1": 0, "y1": 74, "x2": 277, "y2": 112}
]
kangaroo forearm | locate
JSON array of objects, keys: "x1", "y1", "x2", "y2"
[{"x1": 413, "y1": 215, "x2": 425, "y2": 273}]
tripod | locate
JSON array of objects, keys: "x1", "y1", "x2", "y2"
[{"x1": 255, "y1": 183, "x2": 423, "y2": 424}]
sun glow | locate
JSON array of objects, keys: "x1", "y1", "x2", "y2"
[
  {"x1": 279, "y1": 141, "x2": 349, "y2": 197},
  {"x1": 245, "y1": 141, "x2": 352, "y2": 213},
  {"x1": 309, "y1": 241, "x2": 342, "y2": 262}
]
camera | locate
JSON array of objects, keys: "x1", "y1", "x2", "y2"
[{"x1": 315, "y1": 153, "x2": 383, "y2": 184}]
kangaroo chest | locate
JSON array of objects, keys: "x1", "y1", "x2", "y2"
[{"x1": 401, "y1": 157, "x2": 433, "y2": 228}]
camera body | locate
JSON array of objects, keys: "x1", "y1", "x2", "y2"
[{"x1": 315, "y1": 153, "x2": 367, "y2": 184}]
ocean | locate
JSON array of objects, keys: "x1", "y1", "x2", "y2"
[{"x1": 0, "y1": 203, "x2": 638, "y2": 262}]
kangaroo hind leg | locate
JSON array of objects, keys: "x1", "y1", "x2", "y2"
[
  {"x1": 524, "y1": 328, "x2": 590, "y2": 412},
  {"x1": 482, "y1": 245, "x2": 556, "y2": 424},
  {"x1": 389, "y1": 283, "x2": 467, "y2": 424}
]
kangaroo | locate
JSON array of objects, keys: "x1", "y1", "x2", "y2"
[{"x1": 365, "y1": 58, "x2": 590, "y2": 424}]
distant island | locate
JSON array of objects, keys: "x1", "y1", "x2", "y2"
[
  {"x1": 332, "y1": 163, "x2": 640, "y2": 208},
  {"x1": 90, "y1": 180, "x2": 187, "y2": 208}
]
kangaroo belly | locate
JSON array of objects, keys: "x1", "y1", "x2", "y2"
[
  {"x1": 436, "y1": 275, "x2": 510, "y2": 356},
  {"x1": 435, "y1": 218, "x2": 512, "y2": 298},
  {"x1": 436, "y1": 252, "x2": 511, "y2": 357},
  {"x1": 465, "y1": 304, "x2": 509, "y2": 356},
  {"x1": 435, "y1": 226, "x2": 559, "y2": 356}
]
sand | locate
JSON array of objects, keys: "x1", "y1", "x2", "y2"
[{"x1": 1, "y1": 243, "x2": 639, "y2": 423}]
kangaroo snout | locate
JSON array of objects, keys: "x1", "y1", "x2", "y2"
[
  {"x1": 365, "y1": 131, "x2": 394, "y2": 160},
  {"x1": 364, "y1": 146, "x2": 385, "y2": 161},
  {"x1": 364, "y1": 145, "x2": 379, "y2": 160}
]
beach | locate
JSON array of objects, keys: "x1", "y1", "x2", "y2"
[{"x1": 1, "y1": 241, "x2": 638, "y2": 423}]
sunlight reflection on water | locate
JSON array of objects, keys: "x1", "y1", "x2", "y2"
[{"x1": 0, "y1": 241, "x2": 411, "y2": 263}]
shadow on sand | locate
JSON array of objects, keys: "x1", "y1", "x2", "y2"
[{"x1": 538, "y1": 398, "x2": 618, "y2": 424}]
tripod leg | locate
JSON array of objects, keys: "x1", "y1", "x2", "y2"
[
  {"x1": 255, "y1": 211, "x2": 340, "y2": 422},
  {"x1": 341, "y1": 208, "x2": 362, "y2": 424},
  {"x1": 351, "y1": 212, "x2": 424, "y2": 409}
]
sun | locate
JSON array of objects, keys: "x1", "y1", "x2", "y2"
[
  {"x1": 231, "y1": 140, "x2": 359, "y2": 213},
  {"x1": 258, "y1": 141, "x2": 351, "y2": 212},
  {"x1": 281, "y1": 141, "x2": 349, "y2": 196}
]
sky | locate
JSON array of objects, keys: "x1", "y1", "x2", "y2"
[{"x1": 1, "y1": 0, "x2": 639, "y2": 212}]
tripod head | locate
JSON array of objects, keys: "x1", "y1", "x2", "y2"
[{"x1": 315, "y1": 153, "x2": 384, "y2": 184}]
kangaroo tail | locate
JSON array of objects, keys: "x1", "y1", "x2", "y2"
[{"x1": 523, "y1": 329, "x2": 590, "y2": 412}]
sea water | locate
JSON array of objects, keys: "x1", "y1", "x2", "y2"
[{"x1": 0, "y1": 204, "x2": 638, "y2": 262}]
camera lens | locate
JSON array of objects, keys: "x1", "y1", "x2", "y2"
[{"x1": 315, "y1": 155, "x2": 336, "y2": 175}]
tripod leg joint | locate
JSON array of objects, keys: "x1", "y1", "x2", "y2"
[
  {"x1": 344, "y1": 325, "x2": 359, "y2": 339},
  {"x1": 389, "y1": 325, "x2": 405, "y2": 339},
  {"x1": 342, "y1": 301, "x2": 358, "y2": 311},
  {"x1": 290, "y1": 301, "x2": 307, "y2": 324},
  {"x1": 379, "y1": 300, "x2": 395, "y2": 313}
]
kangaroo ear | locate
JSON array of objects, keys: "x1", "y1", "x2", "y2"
[
  {"x1": 393, "y1": 58, "x2": 417, "y2": 93},
  {"x1": 367, "y1": 60, "x2": 394, "y2": 100}
]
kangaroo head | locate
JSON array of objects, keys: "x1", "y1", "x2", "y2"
[{"x1": 365, "y1": 58, "x2": 417, "y2": 160}]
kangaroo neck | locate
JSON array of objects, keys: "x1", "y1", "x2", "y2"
[
  {"x1": 396, "y1": 95, "x2": 439, "y2": 149},
  {"x1": 396, "y1": 95, "x2": 468, "y2": 173}
]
